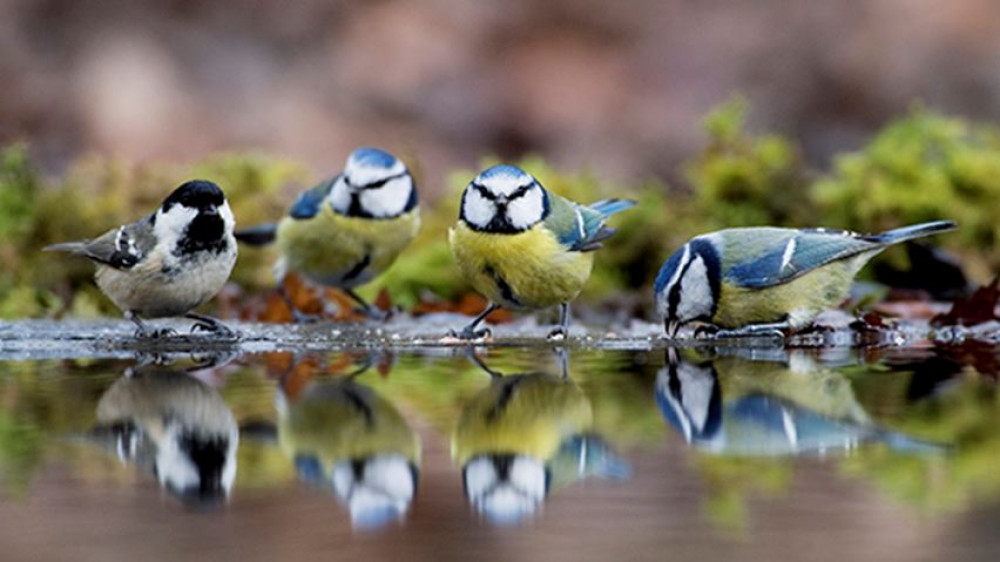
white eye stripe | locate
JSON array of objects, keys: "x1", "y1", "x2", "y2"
[{"x1": 667, "y1": 244, "x2": 692, "y2": 292}]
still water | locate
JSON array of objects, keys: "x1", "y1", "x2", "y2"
[{"x1": 0, "y1": 345, "x2": 998, "y2": 561}]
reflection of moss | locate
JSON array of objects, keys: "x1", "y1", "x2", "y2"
[
  {"x1": 843, "y1": 372, "x2": 1000, "y2": 513},
  {"x1": 0, "y1": 410, "x2": 44, "y2": 497},
  {"x1": 691, "y1": 454, "x2": 794, "y2": 535}
]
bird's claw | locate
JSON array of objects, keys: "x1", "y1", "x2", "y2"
[
  {"x1": 713, "y1": 328, "x2": 786, "y2": 340},
  {"x1": 191, "y1": 321, "x2": 241, "y2": 341},
  {"x1": 359, "y1": 306, "x2": 393, "y2": 322},
  {"x1": 693, "y1": 325, "x2": 718, "y2": 339},
  {"x1": 546, "y1": 327, "x2": 567, "y2": 341},
  {"x1": 448, "y1": 326, "x2": 492, "y2": 340},
  {"x1": 135, "y1": 327, "x2": 176, "y2": 339}
]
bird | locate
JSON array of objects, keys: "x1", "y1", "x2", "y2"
[
  {"x1": 92, "y1": 367, "x2": 239, "y2": 507},
  {"x1": 235, "y1": 147, "x2": 419, "y2": 321},
  {"x1": 276, "y1": 370, "x2": 420, "y2": 529},
  {"x1": 448, "y1": 164, "x2": 636, "y2": 340},
  {"x1": 44, "y1": 180, "x2": 238, "y2": 338},
  {"x1": 455, "y1": 352, "x2": 628, "y2": 523},
  {"x1": 657, "y1": 348, "x2": 947, "y2": 456},
  {"x1": 654, "y1": 221, "x2": 958, "y2": 339}
]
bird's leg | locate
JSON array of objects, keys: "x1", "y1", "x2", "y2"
[
  {"x1": 712, "y1": 322, "x2": 789, "y2": 340},
  {"x1": 467, "y1": 348, "x2": 504, "y2": 379},
  {"x1": 547, "y1": 303, "x2": 571, "y2": 341},
  {"x1": 186, "y1": 313, "x2": 241, "y2": 340},
  {"x1": 344, "y1": 288, "x2": 391, "y2": 321},
  {"x1": 553, "y1": 346, "x2": 570, "y2": 380},
  {"x1": 449, "y1": 303, "x2": 499, "y2": 340},
  {"x1": 692, "y1": 323, "x2": 718, "y2": 339},
  {"x1": 126, "y1": 310, "x2": 174, "y2": 339}
]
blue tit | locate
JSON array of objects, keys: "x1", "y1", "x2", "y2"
[
  {"x1": 44, "y1": 180, "x2": 238, "y2": 338},
  {"x1": 277, "y1": 374, "x2": 419, "y2": 529},
  {"x1": 93, "y1": 367, "x2": 239, "y2": 507},
  {"x1": 236, "y1": 147, "x2": 419, "y2": 320},
  {"x1": 449, "y1": 164, "x2": 635, "y2": 340},
  {"x1": 654, "y1": 221, "x2": 957, "y2": 338},
  {"x1": 455, "y1": 353, "x2": 627, "y2": 523},
  {"x1": 657, "y1": 349, "x2": 946, "y2": 456}
]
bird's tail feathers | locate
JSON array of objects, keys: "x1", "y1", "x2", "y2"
[
  {"x1": 589, "y1": 198, "x2": 637, "y2": 217},
  {"x1": 879, "y1": 430, "x2": 951, "y2": 455},
  {"x1": 234, "y1": 224, "x2": 278, "y2": 246},
  {"x1": 42, "y1": 241, "x2": 87, "y2": 254},
  {"x1": 870, "y1": 221, "x2": 957, "y2": 245}
]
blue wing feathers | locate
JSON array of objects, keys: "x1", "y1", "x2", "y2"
[
  {"x1": 725, "y1": 221, "x2": 956, "y2": 289},
  {"x1": 289, "y1": 178, "x2": 336, "y2": 219}
]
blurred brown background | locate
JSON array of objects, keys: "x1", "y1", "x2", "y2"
[{"x1": 3, "y1": 0, "x2": 1000, "y2": 192}]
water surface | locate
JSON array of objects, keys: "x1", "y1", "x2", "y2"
[{"x1": 1, "y1": 345, "x2": 998, "y2": 561}]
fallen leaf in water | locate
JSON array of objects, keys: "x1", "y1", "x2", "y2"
[{"x1": 931, "y1": 277, "x2": 1000, "y2": 327}]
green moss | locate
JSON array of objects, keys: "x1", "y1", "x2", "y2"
[
  {"x1": 686, "y1": 96, "x2": 813, "y2": 229},
  {"x1": 813, "y1": 107, "x2": 1000, "y2": 280},
  {"x1": 3, "y1": 99, "x2": 999, "y2": 319}
]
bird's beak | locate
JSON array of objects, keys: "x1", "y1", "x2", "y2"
[{"x1": 202, "y1": 205, "x2": 219, "y2": 216}]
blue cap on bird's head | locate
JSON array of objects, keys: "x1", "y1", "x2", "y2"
[
  {"x1": 461, "y1": 164, "x2": 550, "y2": 233},
  {"x1": 348, "y1": 147, "x2": 398, "y2": 168}
]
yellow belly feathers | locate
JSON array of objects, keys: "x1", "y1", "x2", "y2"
[
  {"x1": 449, "y1": 222, "x2": 593, "y2": 309},
  {"x1": 714, "y1": 257, "x2": 867, "y2": 329},
  {"x1": 276, "y1": 207, "x2": 419, "y2": 288}
]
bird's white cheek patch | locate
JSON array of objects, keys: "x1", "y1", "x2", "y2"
[
  {"x1": 360, "y1": 176, "x2": 412, "y2": 218},
  {"x1": 329, "y1": 177, "x2": 352, "y2": 214},
  {"x1": 462, "y1": 189, "x2": 495, "y2": 228},
  {"x1": 154, "y1": 205, "x2": 199, "y2": 253},
  {"x1": 220, "y1": 201, "x2": 236, "y2": 233},
  {"x1": 505, "y1": 188, "x2": 544, "y2": 230}
]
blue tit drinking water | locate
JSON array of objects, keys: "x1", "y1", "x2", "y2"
[
  {"x1": 44, "y1": 180, "x2": 238, "y2": 338},
  {"x1": 93, "y1": 367, "x2": 239, "y2": 507},
  {"x1": 656, "y1": 349, "x2": 946, "y2": 456},
  {"x1": 654, "y1": 221, "x2": 957, "y2": 338},
  {"x1": 236, "y1": 147, "x2": 419, "y2": 320},
  {"x1": 276, "y1": 374, "x2": 419, "y2": 529},
  {"x1": 449, "y1": 164, "x2": 636, "y2": 340},
  {"x1": 455, "y1": 352, "x2": 628, "y2": 523}
]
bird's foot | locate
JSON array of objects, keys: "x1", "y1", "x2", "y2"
[
  {"x1": 290, "y1": 308, "x2": 323, "y2": 324},
  {"x1": 357, "y1": 305, "x2": 394, "y2": 322},
  {"x1": 448, "y1": 326, "x2": 492, "y2": 341},
  {"x1": 693, "y1": 325, "x2": 718, "y2": 339},
  {"x1": 546, "y1": 327, "x2": 568, "y2": 341},
  {"x1": 189, "y1": 316, "x2": 242, "y2": 340},
  {"x1": 134, "y1": 327, "x2": 177, "y2": 339},
  {"x1": 712, "y1": 325, "x2": 787, "y2": 340}
]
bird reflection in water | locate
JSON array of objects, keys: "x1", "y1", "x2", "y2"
[
  {"x1": 92, "y1": 364, "x2": 239, "y2": 508},
  {"x1": 454, "y1": 351, "x2": 629, "y2": 524},
  {"x1": 657, "y1": 348, "x2": 946, "y2": 456},
  {"x1": 276, "y1": 354, "x2": 420, "y2": 530}
]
